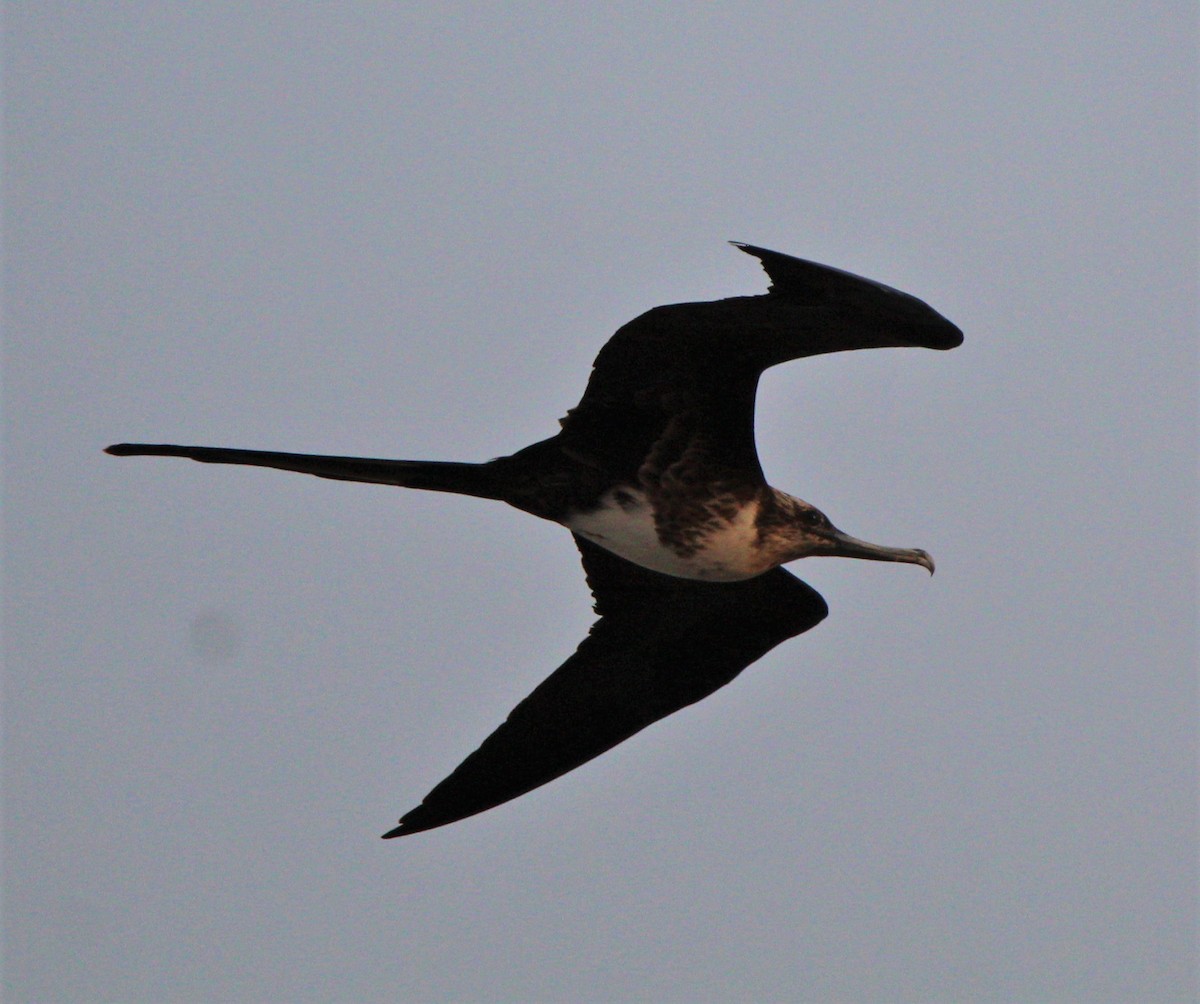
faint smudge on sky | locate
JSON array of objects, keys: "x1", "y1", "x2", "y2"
[{"x1": 189, "y1": 609, "x2": 243, "y2": 663}]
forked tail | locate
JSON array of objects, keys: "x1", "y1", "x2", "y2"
[{"x1": 104, "y1": 443, "x2": 506, "y2": 501}]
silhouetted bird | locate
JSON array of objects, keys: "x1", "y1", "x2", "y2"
[{"x1": 106, "y1": 243, "x2": 962, "y2": 837}]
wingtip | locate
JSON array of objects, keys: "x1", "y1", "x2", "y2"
[
  {"x1": 939, "y1": 322, "x2": 965, "y2": 351},
  {"x1": 382, "y1": 809, "x2": 429, "y2": 839},
  {"x1": 728, "y1": 241, "x2": 782, "y2": 271}
]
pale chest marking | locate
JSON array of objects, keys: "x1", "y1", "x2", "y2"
[{"x1": 564, "y1": 487, "x2": 773, "y2": 581}]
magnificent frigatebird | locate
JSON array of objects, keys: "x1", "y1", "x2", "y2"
[{"x1": 106, "y1": 243, "x2": 962, "y2": 838}]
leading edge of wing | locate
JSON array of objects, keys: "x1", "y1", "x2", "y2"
[{"x1": 382, "y1": 537, "x2": 827, "y2": 838}]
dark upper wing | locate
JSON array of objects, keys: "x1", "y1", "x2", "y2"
[
  {"x1": 556, "y1": 243, "x2": 962, "y2": 480},
  {"x1": 382, "y1": 536, "x2": 827, "y2": 837}
]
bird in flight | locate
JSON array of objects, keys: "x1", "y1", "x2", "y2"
[{"x1": 107, "y1": 243, "x2": 962, "y2": 838}]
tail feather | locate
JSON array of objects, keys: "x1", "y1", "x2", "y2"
[{"x1": 104, "y1": 443, "x2": 504, "y2": 500}]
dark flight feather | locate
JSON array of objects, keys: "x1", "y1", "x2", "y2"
[
  {"x1": 383, "y1": 536, "x2": 827, "y2": 837},
  {"x1": 557, "y1": 244, "x2": 960, "y2": 480}
]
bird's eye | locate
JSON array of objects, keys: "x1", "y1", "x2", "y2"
[{"x1": 801, "y1": 510, "x2": 827, "y2": 528}]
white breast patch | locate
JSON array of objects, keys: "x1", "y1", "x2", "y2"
[{"x1": 564, "y1": 488, "x2": 770, "y2": 581}]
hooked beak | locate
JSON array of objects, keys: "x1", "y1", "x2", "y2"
[{"x1": 816, "y1": 527, "x2": 935, "y2": 575}]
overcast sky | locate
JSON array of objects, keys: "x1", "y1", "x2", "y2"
[{"x1": 6, "y1": 5, "x2": 1197, "y2": 1002}]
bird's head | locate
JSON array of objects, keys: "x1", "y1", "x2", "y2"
[{"x1": 769, "y1": 493, "x2": 935, "y2": 574}]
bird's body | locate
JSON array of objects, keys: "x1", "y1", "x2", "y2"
[
  {"x1": 106, "y1": 243, "x2": 961, "y2": 837},
  {"x1": 567, "y1": 484, "x2": 771, "y2": 581}
]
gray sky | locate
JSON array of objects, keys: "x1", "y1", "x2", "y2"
[{"x1": 6, "y1": 5, "x2": 1196, "y2": 1002}]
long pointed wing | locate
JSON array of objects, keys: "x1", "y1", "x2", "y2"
[
  {"x1": 556, "y1": 244, "x2": 962, "y2": 479},
  {"x1": 383, "y1": 536, "x2": 827, "y2": 837}
]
